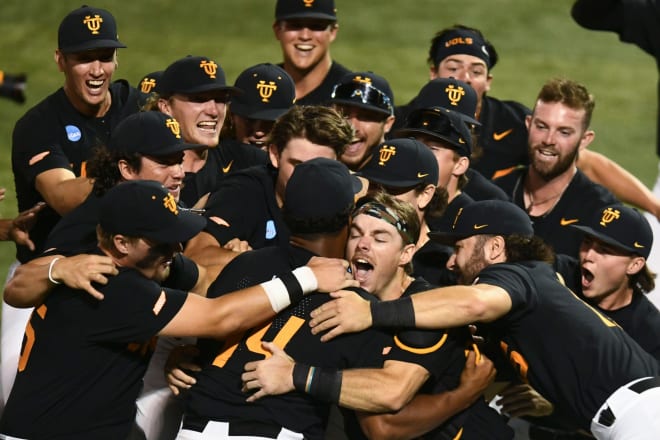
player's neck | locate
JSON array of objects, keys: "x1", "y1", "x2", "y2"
[
  {"x1": 182, "y1": 148, "x2": 208, "y2": 173},
  {"x1": 524, "y1": 166, "x2": 576, "y2": 216},
  {"x1": 593, "y1": 286, "x2": 634, "y2": 311},
  {"x1": 376, "y1": 270, "x2": 413, "y2": 302},
  {"x1": 285, "y1": 55, "x2": 332, "y2": 101},
  {"x1": 65, "y1": 87, "x2": 112, "y2": 118}
]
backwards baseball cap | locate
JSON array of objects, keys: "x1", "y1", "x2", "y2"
[
  {"x1": 330, "y1": 71, "x2": 394, "y2": 117},
  {"x1": 99, "y1": 180, "x2": 206, "y2": 243},
  {"x1": 231, "y1": 63, "x2": 296, "y2": 121},
  {"x1": 275, "y1": 0, "x2": 337, "y2": 21},
  {"x1": 157, "y1": 55, "x2": 241, "y2": 97},
  {"x1": 414, "y1": 78, "x2": 479, "y2": 125},
  {"x1": 137, "y1": 70, "x2": 164, "y2": 107},
  {"x1": 429, "y1": 200, "x2": 534, "y2": 245},
  {"x1": 396, "y1": 107, "x2": 473, "y2": 157},
  {"x1": 430, "y1": 27, "x2": 495, "y2": 70},
  {"x1": 284, "y1": 158, "x2": 361, "y2": 222},
  {"x1": 108, "y1": 111, "x2": 202, "y2": 156},
  {"x1": 358, "y1": 138, "x2": 439, "y2": 188},
  {"x1": 58, "y1": 5, "x2": 126, "y2": 53},
  {"x1": 571, "y1": 205, "x2": 653, "y2": 259}
]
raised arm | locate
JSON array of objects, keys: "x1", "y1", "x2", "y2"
[{"x1": 571, "y1": 0, "x2": 622, "y2": 31}]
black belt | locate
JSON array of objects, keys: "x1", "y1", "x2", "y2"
[
  {"x1": 181, "y1": 414, "x2": 283, "y2": 438},
  {"x1": 528, "y1": 425, "x2": 594, "y2": 440},
  {"x1": 598, "y1": 376, "x2": 660, "y2": 428}
]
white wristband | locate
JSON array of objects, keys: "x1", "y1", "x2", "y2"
[
  {"x1": 292, "y1": 266, "x2": 318, "y2": 294},
  {"x1": 48, "y1": 257, "x2": 62, "y2": 285},
  {"x1": 261, "y1": 277, "x2": 291, "y2": 313}
]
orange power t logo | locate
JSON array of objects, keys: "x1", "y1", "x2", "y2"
[{"x1": 83, "y1": 14, "x2": 103, "y2": 34}]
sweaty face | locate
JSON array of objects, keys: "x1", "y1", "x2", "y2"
[
  {"x1": 57, "y1": 48, "x2": 117, "y2": 116},
  {"x1": 526, "y1": 101, "x2": 586, "y2": 181},
  {"x1": 447, "y1": 235, "x2": 489, "y2": 285},
  {"x1": 274, "y1": 19, "x2": 337, "y2": 73},
  {"x1": 134, "y1": 153, "x2": 185, "y2": 202},
  {"x1": 579, "y1": 235, "x2": 637, "y2": 303},
  {"x1": 161, "y1": 92, "x2": 230, "y2": 147},
  {"x1": 131, "y1": 238, "x2": 182, "y2": 283},
  {"x1": 431, "y1": 54, "x2": 490, "y2": 109},
  {"x1": 335, "y1": 104, "x2": 391, "y2": 171},
  {"x1": 269, "y1": 137, "x2": 337, "y2": 204},
  {"x1": 346, "y1": 213, "x2": 409, "y2": 300},
  {"x1": 232, "y1": 114, "x2": 275, "y2": 149}
]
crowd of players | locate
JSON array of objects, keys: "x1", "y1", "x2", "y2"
[{"x1": 0, "y1": 1, "x2": 659, "y2": 439}]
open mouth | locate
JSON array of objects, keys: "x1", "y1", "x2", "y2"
[
  {"x1": 581, "y1": 266, "x2": 594, "y2": 288},
  {"x1": 352, "y1": 258, "x2": 374, "y2": 284},
  {"x1": 294, "y1": 44, "x2": 314, "y2": 52},
  {"x1": 197, "y1": 121, "x2": 217, "y2": 133}
]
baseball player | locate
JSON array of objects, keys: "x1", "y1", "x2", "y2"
[
  {"x1": 0, "y1": 180, "x2": 355, "y2": 439},
  {"x1": 328, "y1": 71, "x2": 396, "y2": 171},
  {"x1": 277, "y1": 199, "x2": 660, "y2": 439},
  {"x1": 494, "y1": 78, "x2": 619, "y2": 257},
  {"x1": 3, "y1": 4, "x2": 139, "y2": 409},
  {"x1": 273, "y1": 0, "x2": 350, "y2": 105}
]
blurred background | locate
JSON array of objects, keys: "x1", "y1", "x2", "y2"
[{"x1": 0, "y1": 0, "x2": 656, "y2": 288}]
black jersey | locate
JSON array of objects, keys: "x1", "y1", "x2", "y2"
[
  {"x1": 185, "y1": 244, "x2": 390, "y2": 439},
  {"x1": 392, "y1": 95, "x2": 529, "y2": 180},
  {"x1": 11, "y1": 80, "x2": 140, "y2": 262},
  {"x1": 572, "y1": 0, "x2": 660, "y2": 156},
  {"x1": 289, "y1": 61, "x2": 351, "y2": 106},
  {"x1": 476, "y1": 260, "x2": 659, "y2": 430},
  {"x1": 343, "y1": 278, "x2": 511, "y2": 440},
  {"x1": 179, "y1": 139, "x2": 268, "y2": 207},
  {"x1": 494, "y1": 167, "x2": 619, "y2": 257},
  {"x1": 201, "y1": 164, "x2": 288, "y2": 248},
  {"x1": 0, "y1": 263, "x2": 187, "y2": 440}
]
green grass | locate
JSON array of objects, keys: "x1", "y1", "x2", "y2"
[{"x1": 0, "y1": 0, "x2": 657, "y2": 290}]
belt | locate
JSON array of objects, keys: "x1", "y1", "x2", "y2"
[
  {"x1": 182, "y1": 415, "x2": 283, "y2": 438},
  {"x1": 598, "y1": 376, "x2": 660, "y2": 428},
  {"x1": 528, "y1": 425, "x2": 594, "y2": 440}
]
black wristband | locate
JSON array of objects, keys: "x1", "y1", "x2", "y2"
[
  {"x1": 292, "y1": 363, "x2": 311, "y2": 392},
  {"x1": 279, "y1": 271, "x2": 304, "y2": 305},
  {"x1": 370, "y1": 296, "x2": 415, "y2": 328},
  {"x1": 307, "y1": 367, "x2": 342, "y2": 404}
]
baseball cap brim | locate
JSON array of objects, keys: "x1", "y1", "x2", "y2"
[
  {"x1": 230, "y1": 102, "x2": 290, "y2": 122},
  {"x1": 569, "y1": 225, "x2": 638, "y2": 255},
  {"x1": 144, "y1": 211, "x2": 207, "y2": 244},
  {"x1": 358, "y1": 172, "x2": 420, "y2": 189},
  {"x1": 155, "y1": 141, "x2": 205, "y2": 156},
  {"x1": 427, "y1": 230, "x2": 472, "y2": 246},
  {"x1": 394, "y1": 127, "x2": 466, "y2": 153},
  {"x1": 277, "y1": 12, "x2": 337, "y2": 21},
  {"x1": 168, "y1": 83, "x2": 242, "y2": 96},
  {"x1": 60, "y1": 40, "x2": 126, "y2": 53},
  {"x1": 331, "y1": 99, "x2": 392, "y2": 117}
]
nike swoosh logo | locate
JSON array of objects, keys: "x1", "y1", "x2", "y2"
[
  {"x1": 560, "y1": 218, "x2": 579, "y2": 226},
  {"x1": 493, "y1": 129, "x2": 513, "y2": 141},
  {"x1": 473, "y1": 224, "x2": 488, "y2": 230},
  {"x1": 634, "y1": 242, "x2": 645, "y2": 249},
  {"x1": 417, "y1": 172, "x2": 429, "y2": 178},
  {"x1": 222, "y1": 160, "x2": 234, "y2": 173}
]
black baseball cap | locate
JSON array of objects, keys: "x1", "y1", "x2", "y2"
[
  {"x1": 275, "y1": 0, "x2": 337, "y2": 21},
  {"x1": 330, "y1": 71, "x2": 394, "y2": 117},
  {"x1": 414, "y1": 78, "x2": 480, "y2": 126},
  {"x1": 231, "y1": 63, "x2": 296, "y2": 121},
  {"x1": 358, "y1": 138, "x2": 439, "y2": 188},
  {"x1": 108, "y1": 112, "x2": 203, "y2": 156},
  {"x1": 58, "y1": 5, "x2": 126, "y2": 54},
  {"x1": 430, "y1": 27, "x2": 495, "y2": 69},
  {"x1": 571, "y1": 205, "x2": 653, "y2": 259},
  {"x1": 137, "y1": 70, "x2": 164, "y2": 107},
  {"x1": 157, "y1": 55, "x2": 241, "y2": 97},
  {"x1": 99, "y1": 180, "x2": 206, "y2": 244},
  {"x1": 429, "y1": 200, "x2": 534, "y2": 245},
  {"x1": 396, "y1": 107, "x2": 473, "y2": 157},
  {"x1": 284, "y1": 158, "x2": 361, "y2": 221}
]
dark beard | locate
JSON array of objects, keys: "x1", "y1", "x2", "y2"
[{"x1": 529, "y1": 144, "x2": 580, "y2": 181}]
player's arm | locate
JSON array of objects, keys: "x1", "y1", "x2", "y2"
[
  {"x1": 184, "y1": 230, "x2": 242, "y2": 276},
  {"x1": 577, "y1": 150, "x2": 660, "y2": 220},
  {"x1": 571, "y1": 0, "x2": 622, "y2": 31},
  {"x1": 159, "y1": 258, "x2": 357, "y2": 338},
  {"x1": 308, "y1": 284, "x2": 512, "y2": 341},
  {"x1": 35, "y1": 168, "x2": 93, "y2": 216},
  {"x1": 358, "y1": 351, "x2": 496, "y2": 439},
  {"x1": 0, "y1": 201, "x2": 46, "y2": 249},
  {"x1": 4, "y1": 253, "x2": 118, "y2": 307}
]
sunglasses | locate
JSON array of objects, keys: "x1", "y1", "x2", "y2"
[
  {"x1": 405, "y1": 108, "x2": 463, "y2": 138},
  {"x1": 331, "y1": 82, "x2": 393, "y2": 115}
]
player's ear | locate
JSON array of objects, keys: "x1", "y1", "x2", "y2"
[
  {"x1": 54, "y1": 50, "x2": 65, "y2": 72},
  {"x1": 112, "y1": 234, "x2": 132, "y2": 255},
  {"x1": 626, "y1": 256, "x2": 646, "y2": 276},
  {"x1": 117, "y1": 159, "x2": 138, "y2": 180},
  {"x1": 268, "y1": 144, "x2": 280, "y2": 169},
  {"x1": 399, "y1": 242, "x2": 416, "y2": 267},
  {"x1": 486, "y1": 235, "x2": 506, "y2": 262}
]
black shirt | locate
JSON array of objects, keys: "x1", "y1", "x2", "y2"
[
  {"x1": 289, "y1": 61, "x2": 351, "y2": 106},
  {"x1": 11, "y1": 80, "x2": 139, "y2": 262}
]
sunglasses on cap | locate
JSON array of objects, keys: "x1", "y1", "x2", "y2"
[
  {"x1": 405, "y1": 108, "x2": 463, "y2": 137},
  {"x1": 331, "y1": 82, "x2": 394, "y2": 115}
]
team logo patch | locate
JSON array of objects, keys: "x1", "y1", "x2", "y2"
[
  {"x1": 65, "y1": 125, "x2": 82, "y2": 142},
  {"x1": 257, "y1": 80, "x2": 277, "y2": 103},
  {"x1": 378, "y1": 144, "x2": 396, "y2": 166},
  {"x1": 265, "y1": 219, "x2": 277, "y2": 239},
  {"x1": 599, "y1": 207, "x2": 620, "y2": 227},
  {"x1": 83, "y1": 14, "x2": 103, "y2": 35},
  {"x1": 140, "y1": 77, "x2": 157, "y2": 93},
  {"x1": 444, "y1": 84, "x2": 465, "y2": 106},
  {"x1": 199, "y1": 60, "x2": 218, "y2": 79}
]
